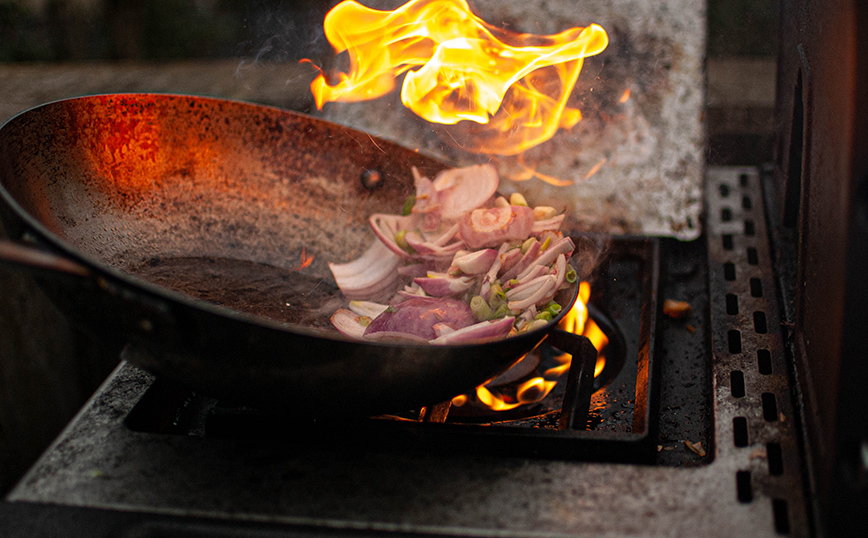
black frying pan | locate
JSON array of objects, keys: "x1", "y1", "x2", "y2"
[{"x1": 0, "y1": 94, "x2": 592, "y2": 417}]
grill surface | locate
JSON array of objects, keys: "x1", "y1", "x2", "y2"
[{"x1": 5, "y1": 167, "x2": 810, "y2": 537}]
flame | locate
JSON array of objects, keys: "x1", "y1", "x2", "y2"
[
  {"x1": 454, "y1": 281, "x2": 610, "y2": 412},
  {"x1": 307, "y1": 0, "x2": 608, "y2": 155},
  {"x1": 293, "y1": 246, "x2": 315, "y2": 270},
  {"x1": 619, "y1": 88, "x2": 631, "y2": 103}
]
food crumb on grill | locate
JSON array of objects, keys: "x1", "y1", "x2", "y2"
[
  {"x1": 686, "y1": 324, "x2": 696, "y2": 333},
  {"x1": 749, "y1": 447, "x2": 767, "y2": 460},
  {"x1": 663, "y1": 299, "x2": 693, "y2": 319},
  {"x1": 684, "y1": 440, "x2": 706, "y2": 457}
]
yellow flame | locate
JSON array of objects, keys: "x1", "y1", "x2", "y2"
[
  {"x1": 308, "y1": 0, "x2": 608, "y2": 155},
  {"x1": 465, "y1": 280, "x2": 609, "y2": 413}
]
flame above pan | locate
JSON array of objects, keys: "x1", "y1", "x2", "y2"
[{"x1": 306, "y1": 0, "x2": 608, "y2": 155}]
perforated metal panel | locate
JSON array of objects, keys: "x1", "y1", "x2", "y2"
[{"x1": 707, "y1": 166, "x2": 810, "y2": 536}]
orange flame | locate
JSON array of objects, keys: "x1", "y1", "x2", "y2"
[
  {"x1": 308, "y1": 0, "x2": 608, "y2": 155},
  {"x1": 293, "y1": 246, "x2": 315, "y2": 270},
  {"x1": 453, "y1": 281, "x2": 609, "y2": 412}
]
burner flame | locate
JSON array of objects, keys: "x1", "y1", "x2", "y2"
[
  {"x1": 453, "y1": 281, "x2": 609, "y2": 413},
  {"x1": 306, "y1": 0, "x2": 608, "y2": 155}
]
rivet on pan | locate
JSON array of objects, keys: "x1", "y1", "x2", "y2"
[
  {"x1": 138, "y1": 319, "x2": 154, "y2": 333},
  {"x1": 360, "y1": 168, "x2": 383, "y2": 190}
]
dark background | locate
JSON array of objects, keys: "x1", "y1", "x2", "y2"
[{"x1": 0, "y1": 0, "x2": 777, "y2": 62}]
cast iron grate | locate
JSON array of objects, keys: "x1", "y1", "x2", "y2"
[{"x1": 126, "y1": 238, "x2": 663, "y2": 463}]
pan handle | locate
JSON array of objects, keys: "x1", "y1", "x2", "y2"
[{"x1": 0, "y1": 239, "x2": 90, "y2": 277}]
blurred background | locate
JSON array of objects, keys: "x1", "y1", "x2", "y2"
[{"x1": 0, "y1": 0, "x2": 777, "y2": 494}]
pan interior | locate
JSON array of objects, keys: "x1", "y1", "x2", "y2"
[
  {"x1": 0, "y1": 94, "x2": 579, "y2": 335},
  {"x1": 0, "y1": 95, "x2": 452, "y2": 330}
]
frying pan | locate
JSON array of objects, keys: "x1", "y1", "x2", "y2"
[{"x1": 0, "y1": 94, "x2": 592, "y2": 417}]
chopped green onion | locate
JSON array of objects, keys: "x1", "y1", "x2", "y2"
[
  {"x1": 564, "y1": 267, "x2": 577, "y2": 283},
  {"x1": 544, "y1": 301, "x2": 562, "y2": 316},
  {"x1": 491, "y1": 304, "x2": 512, "y2": 319},
  {"x1": 470, "y1": 296, "x2": 492, "y2": 321},
  {"x1": 489, "y1": 281, "x2": 506, "y2": 299},
  {"x1": 521, "y1": 237, "x2": 537, "y2": 253},
  {"x1": 394, "y1": 230, "x2": 416, "y2": 253},
  {"x1": 534, "y1": 311, "x2": 553, "y2": 321},
  {"x1": 401, "y1": 194, "x2": 416, "y2": 215}
]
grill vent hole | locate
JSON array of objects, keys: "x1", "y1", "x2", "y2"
[
  {"x1": 767, "y1": 442, "x2": 784, "y2": 475},
  {"x1": 739, "y1": 173, "x2": 749, "y2": 187},
  {"x1": 726, "y1": 293, "x2": 739, "y2": 315},
  {"x1": 720, "y1": 184, "x2": 731, "y2": 197},
  {"x1": 722, "y1": 207, "x2": 733, "y2": 221},
  {"x1": 745, "y1": 220, "x2": 756, "y2": 236},
  {"x1": 728, "y1": 330, "x2": 742, "y2": 354},
  {"x1": 773, "y1": 499, "x2": 791, "y2": 535},
  {"x1": 757, "y1": 349, "x2": 773, "y2": 374},
  {"x1": 731, "y1": 371, "x2": 746, "y2": 398},
  {"x1": 754, "y1": 311, "x2": 768, "y2": 333},
  {"x1": 743, "y1": 195, "x2": 753, "y2": 210},
  {"x1": 733, "y1": 417, "x2": 749, "y2": 447},
  {"x1": 723, "y1": 234, "x2": 734, "y2": 250},
  {"x1": 750, "y1": 278, "x2": 763, "y2": 297},
  {"x1": 762, "y1": 393, "x2": 779, "y2": 422},
  {"x1": 725, "y1": 263, "x2": 736, "y2": 281},
  {"x1": 747, "y1": 247, "x2": 759, "y2": 265},
  {"x1": 736, "y1": 471, "x2": 753, "y2": 503}
]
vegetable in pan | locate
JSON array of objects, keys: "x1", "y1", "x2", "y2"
[{"x1": 329, "y1": 164, "x2": 575, "y2": 344}]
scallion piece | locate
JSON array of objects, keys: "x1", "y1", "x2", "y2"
[
  {"x1": 401, "y1": 194, "x2": 416, "y2": 216},
  {"x1": 470, "y1": 296, "x2": 493, "y2": 321}
]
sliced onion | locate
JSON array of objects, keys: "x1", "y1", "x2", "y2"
[
  {"x1": 368, "y1": 213, "x2": 419, "y2": 258},
  {"x1": 411, "y1": 167, "x2": 440, "y2": 214},
  {"x1": 364, "y1": 296, "x2": 476, "y2": 340},
  {"x1": 430, "y1": 316, "x2": 516, "y2": 345},
  {"x1": 514, "y1": 263, "x2": 549, "y2": 285},
  {"x1": 458, "y1": 205, "x2": 534, "y2": 249},
  {"x1": 330, "y1": 309, "x2": 367, "y2": 339},
  {"x1": 500, "y1": 240, "x2": 541, "y2": 281},
  {"x1": 532, "y1": 214, "x2": 566, "y2": 233},
  {"x1": 450, "y1": 248, "x2": 497, "y2": 275},
  {"x1": 348, "y1": 301, "x2": 389, "y2": 318},
  {"x1": 516, "y1": 236, "x2": 575, "y2": 279},
  {"x1": 432, "y1": 163, "x2": 499, "y2": 220},
  {"x1": 413, "y1": 274, "x2": 475, "y2": 297},
  {"x1": 506, "y1": 274, "x2": 556, "y2": 302},
  {"x1": 328, "y1": 239, "x2": 402, "y2": 300},
  {"x1": 508, "y1": 276, "x2": 557, "y2": 310}
]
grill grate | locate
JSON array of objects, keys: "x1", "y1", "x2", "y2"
[{"x1": 707, "y1": 166, "x2": 810, "y2": 536}]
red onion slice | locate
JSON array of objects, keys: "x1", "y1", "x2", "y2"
[
  {"x1": 413, "y1": 274, "x2": 475, "y2": 297},
  {"x1": 432, "y1": 163, "x2": 499, "y2": 220},
  {"x1": 364, "y1": 296, "x2": 476, "y2": 340},
  {"x1": 330, "y1": 309, "x2": 367, "y2": 339},
  {"x1": 430, "y1": 316, "x2": 516, "y2": 345},
  {"x1": 458, "y1": 205, "x2": 534, "y2": 249},
  {"x1": 450, "y1": 248, "x2": 497, "y2": 275}
]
